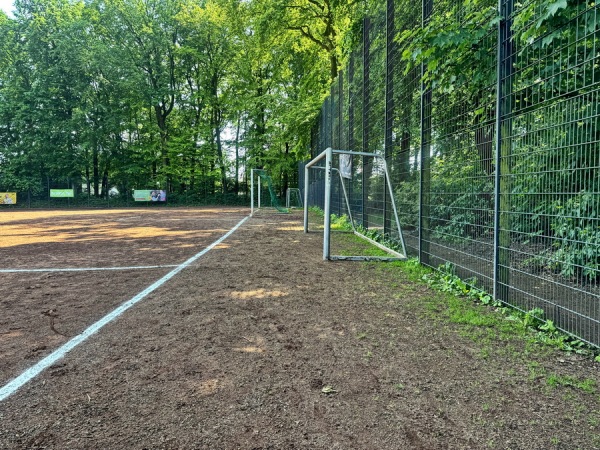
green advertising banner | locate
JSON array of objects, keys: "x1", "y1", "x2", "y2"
[
  {"x1": 133, "y1": 190, "x2": 167, "y2": 202},
  {"x1": 0, "y1": 192, "x2": 17, "y2": 204},
  {"x1": 50, "y1": 189, "x2": 74, "y2": 198}
]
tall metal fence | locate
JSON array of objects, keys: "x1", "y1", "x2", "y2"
[{"x1": 305, "y1": 0, "x2": 600, "y2": 347}]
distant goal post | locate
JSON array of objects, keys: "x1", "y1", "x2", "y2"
[{"x1": 303, "y1": 147, "x2": 407, "y2": 261}]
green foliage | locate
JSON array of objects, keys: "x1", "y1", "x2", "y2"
[
  {"x1": 398, "y1": 0, "x2": 499, "y2": 92},
  {"x1": 549, "y1": 191, "x2": 600, "y2": 281},
  {"x1": 423, "y1": 262, "x2": 499, "y2": 306},
  {"x1": 309, "y1": 205, "x2": 324, "y2": 216},
  {"x1": 0, "y1": 0, "x2": 352, "y2": 203},
  {"x1": 394, "y1": 180, "x2": 419, "y2": 230},
  {"x1": 423, "y1": 262, "x2": 598, "y2": 357},
  {"x1": 546, "y1": 373, "x2": 596, "y2": 394},
  {"x1": 353, "y1": 224, "x2": 405, "y2": 255},
  {"x1": 521, "y1": 191, "x2": 600, "y2": 282},
  {"x1": 330, "y1": 213, "x2": 353, "y2": 231},
  {"x1": 429, "y1": 162, "x2": 494, "y2": 242}
]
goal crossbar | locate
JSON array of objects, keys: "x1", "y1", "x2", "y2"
[{"x1": 303, "y1": 147, "x2": 407, "y2": 261}]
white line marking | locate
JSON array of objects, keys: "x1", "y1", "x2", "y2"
[
  {"x1": 0, "y1": 265, "x2": 179, "y2": 273},
  {"x1": 0, "y1": 215, "x2": 250, "y2": 402}
]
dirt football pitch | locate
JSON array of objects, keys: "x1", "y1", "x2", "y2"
[{"x1": 0, "y1": 207, "x2": 599, "y2": 449}]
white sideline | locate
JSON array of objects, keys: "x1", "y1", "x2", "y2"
[
  {"x1": 0, "y1": 215, "x2": 250, "y2": 403},
  {"x1": 0, "y1": 265, "x2": 179, "y2": 273}
]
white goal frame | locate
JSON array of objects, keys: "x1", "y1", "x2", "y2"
[
  {"x1": 250, "y1": 168, "x2": 261, "y2": 215},
  {"x1": 286, "y1": 188, "x2": 303, "y2": 208},
  {"x1": 303, "y1": 147, "x2": 407, "y2": 261}
]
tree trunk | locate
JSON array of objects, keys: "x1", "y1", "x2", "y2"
[
  {"x1": 85, "y1": 148, "x2": 91, "y2": 197},
  {"x1": 215, "y1": 117, "x2": 227, "y2": 194},
  {"x1": 102, "y1": 167, "x2": 109, "y2": 199},
  {"x1": 93, "y1": 145, "x2": 100, "y2": 197},
  {"x1": 154, "y1": 104, "x2": 171, "y2": 191}
]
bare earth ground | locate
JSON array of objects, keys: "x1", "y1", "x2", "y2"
[{"x1": 0, "y1": 207, "x2": 599, "y2": 449}]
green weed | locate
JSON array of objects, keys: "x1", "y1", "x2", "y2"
[
  {"x1": 546, "y1": 374, "x2": 596, "y2": 394},
  {"x1": 423, "y1": 262, "x2": 598, "y2": 359}
]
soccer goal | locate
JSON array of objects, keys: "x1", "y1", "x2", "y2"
[
  {"x1": 250, "y1": 169, "x2": 289, "y2": 214},
  {"x1": 286, "y1": 188, "x2": 303, "y2": 208},
  {"x1": 303, "y1": 147, "x2": 407, "y2": 261}
]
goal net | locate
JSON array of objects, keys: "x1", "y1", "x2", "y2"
[{"x1": 303, "y1": 148, "x2": 407, "y2": 261}]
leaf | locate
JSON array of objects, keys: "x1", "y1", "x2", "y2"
[
  {"x1": 542, "y1": 32, "x2": 559, "y2": 48},
  {"x1": 547, "y1": 0, "x2": 568, "y2": 18}
]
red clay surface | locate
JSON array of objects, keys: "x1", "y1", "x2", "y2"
[{"x1": 0, "y1": 207, "x2": 599, "y2": 449}]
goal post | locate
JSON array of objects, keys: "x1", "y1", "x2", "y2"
[{"x1": 304, "y1": 147, "x2": 407, "y2": 261}]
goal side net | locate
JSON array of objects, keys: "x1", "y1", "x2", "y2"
[{"x1": 303, "y1": 148, "x2": 407, "y2": 261}]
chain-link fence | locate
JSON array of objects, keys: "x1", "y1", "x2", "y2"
[{"x1": 305, "y1": 0, "x2": 600, "y2": 347}]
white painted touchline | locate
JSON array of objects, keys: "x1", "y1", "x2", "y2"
[
  {"x1": 0, "y1": 215, "x2": 250, "y2": 402},
  {"x1": 0, "y1": 265, "x2": 179, "y2": 273}
]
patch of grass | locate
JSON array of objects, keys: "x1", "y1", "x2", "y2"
[
  {"x1": 419, "y1": 262, "x2": 598, "y2": 359},
  {"x1": 446, "y1": 298, "x2": 498, "y2": 327},
  {"x1": 479, "y1": 347, "x2": 490, "y2": 359},
  {"x1": 336, "y1": 233, "x2": 390, "y2": 258},
  {"x1": 546, "y1": 374, "x2": 597, "y2": 394},
  {"x1": 330, "y1": 214, "x2": 353, "y2": 231},
  {"x1": 391, "y1": 258, "x2": 431, "y2": 283},
  {"x1": 527, "y1": 361, "x2": 545, "y2": 382},
  {"x1": 525, "y1": 362, "x2": 597, "y2": 395}
]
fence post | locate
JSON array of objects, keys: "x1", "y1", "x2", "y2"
[
  {"x1": 338, "y1": 71, "x2": 344, "y2": 215},
  {"x1": 330, "y1": 83, "x2": 335, "y2": 149},
  {"x1": 419, "y1": 0, "x2": 433, "y2": 265},
  {"x1": 493, "y1": 0, "x2": 514, "y2": 302},
  {"x1": 362, "y1": 17, "x2": 370, "y2": 228},
  {"x1": 338, "y1": 72, "x2": 343, "y2": 149},
  {"x1": 383, "y1": 0, "x2": 395, "y2": 236},
  {"x1": 348, "y1": 55, "x2": 355, "y2": 217}
]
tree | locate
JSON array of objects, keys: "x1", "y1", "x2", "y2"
[{"x1": 93, "y1": 0, "x2": 183, "y2": 191}]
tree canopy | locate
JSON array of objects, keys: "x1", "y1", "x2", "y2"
[{"x1": 0, "y1": 0, "x2": 366, "y2": 202}]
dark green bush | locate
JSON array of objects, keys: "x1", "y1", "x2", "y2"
[{"x1": 550, "y1": 191, "x2": 600, "y2": 281}]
